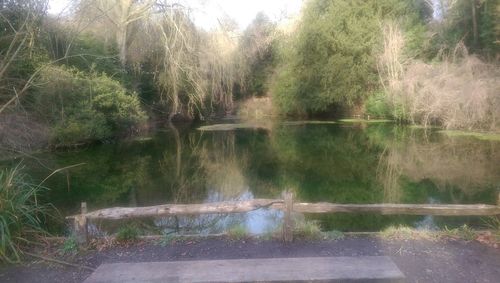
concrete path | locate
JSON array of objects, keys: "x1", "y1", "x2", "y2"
[{"x1": 83, "y1": 256, "x2": 405, "y2": 283}]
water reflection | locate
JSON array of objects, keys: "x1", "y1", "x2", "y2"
[{"x1": 5, "y1": 122, "x2": 499, "y2": 234}]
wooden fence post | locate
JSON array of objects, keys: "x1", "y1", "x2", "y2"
[
  {"x1": 74, "y1": 202, "x2": 88, "y2": 246},
  {"x1": 283, "y1": 191, "x2": 294, "y2": 243}
]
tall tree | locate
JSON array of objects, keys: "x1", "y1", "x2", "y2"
[{"x1": 77, "y1": 0, "x2": 155, "y2": 67}]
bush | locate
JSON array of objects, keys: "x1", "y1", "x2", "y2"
[
  {"x1": 293, "y1": 220, "x2": 323, "y2": 240},
  {"x1": 91, "y1": 76, "x2": 146, "y2": 132},
  {"x1": 271, "y1": 0, "x2": 425, "y2": 116},
  {"x1": 227, "y1": 225, "x2": 248, "y2": 240},
  {"x1": 52, "y1": 110, "x2": 110, "y2": 146},
  {"x1": 32, "y1": 65, "x2": 147, "y2": 146},
  {"x1": 115, "y1": 225, "x2": 140, "y2": 242},
  {"x1": 364, "y1": 92, "x2": 392, "y2": 118},
  {"x1": 0, "y1": 165, "x2": 49, "y2": 263},
  {"x1": 391, "y1": 55, "x2": 500, "y2": 131},
  {"x1": 60, "y1": 236, "x2": 78, "y2": 255}
]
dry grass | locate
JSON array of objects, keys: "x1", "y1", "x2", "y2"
[
  {"x1": 380, "y1": 226, "x2": 436, "y2": 240},
  {"x1": 0, "y1": 113, "x2": 49, "y2": 158},
  {"x1": 378, "y1": 21, "x2": 500, "y2": 132},
  {"x1": 394, "y1": 55, "x2": 500, "y2": 131},
  {"x1": 237, "y1": 96, "x2": 275, "y2": 120}
]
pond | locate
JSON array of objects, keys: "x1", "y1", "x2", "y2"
[{"x1": 6, "y1": 121, "x2": 500, "y2": 235}]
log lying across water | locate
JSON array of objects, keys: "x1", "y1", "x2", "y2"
[
  {"x1": 293, "y1": 203, "x2": 500, "y2": 216},
  {"x1": 67, "y1": 200, "x2": 500, "y2": 220},
  {"x1": 68, "y1": 199, "x2": 284, "y2": 220}
]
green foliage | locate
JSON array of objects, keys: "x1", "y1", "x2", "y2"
[
  {"x1": 91, "y1": 75, "x2": 146, "y2": 131},
  {"x1": 52, "y1": 110, "x2": 110, "y2": 146},
  {"x1": 0, "y1": 0, "x2": 50, "y2": 107},
  {"x1": 60, "y1": 236, "x2": 78, "y2": 255},
  {"x1": 364, "y1": 92, "x2": 392, "y2": 118},
  {"x1": 271, "y1": 0, "x2": 426, "y2": 116},
  {"x1": 238, "y1": 13, "x2": 278, "y2": 98},
  {"x1": 482, "y1": 216, "x2": 500, "y2": 241},
  {"x1": 428, "y1": 0, "x2": 500, "y2": 57},
  {"x1": 116, "y1": 225, "x2": 140, "y2": 242},
  {"x1": 293, "y1": 219, "x2": 323, "y2": 240},
  {"x1": 442, "y1": 225, "x2": 477, "y2": 241},
  {"x1": 227, "y1": 225, "x2": 248, "y2": 240},
  {"x1": 32, "y1": 65, "x2": 146, "y2": 146},
  {"x1": 0, "y1": 165, "x2": 49, "y2": 263},
  {"x1": 158, "y1": 234, "x2": 176, "y2": 247},
  {"x1": 380, "y1": 225, "x2": 430, "y2": 239},
  {"x1": 323, "y1": 230, "x2": 345, "y2": 240}
]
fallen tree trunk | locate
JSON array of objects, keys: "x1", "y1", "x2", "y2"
[
  {"x1": 67, "y1": 200, "x2": 500, "y2": 221},
  {"x1": 68, "y1": 199, "x2": 284, "y2": 220},
  {"x1": 293, "y1": 203, "x2": 500, "y2": 216}
]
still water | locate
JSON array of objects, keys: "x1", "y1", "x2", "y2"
[{"x1": 12, "y1": 121, "x2": 500, "y2": 234}]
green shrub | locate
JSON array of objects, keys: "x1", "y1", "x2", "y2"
[
  {"x1": 271, "y1": 0, "x2": 423, "y2": 116},
  {"x1": 52, "y1": 109, "x2": 110, "y2": 146},
  {"x1": 227, "y1": 225, "x2": 248, "y2": 240},
  {"x1": 158, "y1": 234, "x2": 176, "y2": 247},
  {"x1": 323, "y1": 230, "x2": 345, "y2": 240},
  {"x1": 442, "y1": 225, "x2": 477, "y2": 241},
  {"x1": 0, "y1": 165, "x2": 49, "y2": 263},
  {"x1": 60, "y1": 236, "x2": 78, "y2": 255},
  {"x1": 116, "y1": 225, "x2": 140, "y2": 242},
  {"x1": 364, "y1": 92, "x2": 391, "y2": 118},
  {"x1": 293, "y1": 220, "x2": 323, "y2": 240},
  {"x1": 91, "y1": 77, "x2": 146, "y2": 132},
  {"x1": 33, "y1": 65, "x2": 147, "y2": 146}
]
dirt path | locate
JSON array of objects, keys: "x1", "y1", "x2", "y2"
[{"x1": 1, "y1": 236, "x2": 499, "y2": 283}]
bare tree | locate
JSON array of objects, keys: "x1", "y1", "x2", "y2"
[
  {"x1": 0, "y1": 0, "x2": 48, "y2": 113},
  {"x1": 77, "y1": 0, "x2": 155, "y2": 66}
]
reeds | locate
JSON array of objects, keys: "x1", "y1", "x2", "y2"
[{"x1": 0, "y1": 164, "x2": 49, "y2": 263}]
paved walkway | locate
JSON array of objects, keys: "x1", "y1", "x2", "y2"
[{"x1": 83, "y1": 256, "x2": 405, "y2": 283}]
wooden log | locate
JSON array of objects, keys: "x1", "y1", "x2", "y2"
[
  {"x1": 68, "y1": 199, "x2": 284, "y2": 220},
  {"x1": 67, "y1": 200, "x2": 500, "y2": 221},
  {"x1": 282, "y1": 192, "x2": 294, "y2": 242},
  {"x1": 74, "y1": 202, "x2": 88, "y2": 246},
  {"x1": 292, "y1": 203, "x2": 500, "y2": 216}
]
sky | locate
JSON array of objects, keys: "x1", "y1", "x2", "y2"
[{"x1": 48, "y1": 0, "x2": 304, "y2": 30}]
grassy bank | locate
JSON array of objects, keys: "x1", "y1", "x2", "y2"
[{"x1": 0, "y1": 166, "x2": 50, "y2": 263}]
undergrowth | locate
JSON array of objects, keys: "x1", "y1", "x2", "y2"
[
  {"x1": 115, "y1": 225, "x2": 140, "y2": 242},
  {"x1": 0, "y1": 165, "x2": 50, "y2": 263},
  {"x1": 227, "y1": 225, "x2": 249, "y2": 240}
]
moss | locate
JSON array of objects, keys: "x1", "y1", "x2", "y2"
[
  {"x1": 198, "y1": 123, "x2": 268, "y2": 131},
  {"x1": 439, "y1": 130, "x2": 500, "y2": 142},
  {"x1": 281, "y1": 121, "x2": 337, "y2": 126},
  {"x1": 339, "y1": 119, "x2": 394, "y2": 123},
  {"x1": 132, "y1": 137, "x2": 153, "y2": 142},
  {"x1": 409, "y1": 125, "x2": 440, "y2": 129}
]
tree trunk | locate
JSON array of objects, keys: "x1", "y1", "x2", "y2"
[
  {"x1": 117, "y1": 27, "x2": 128, "y2": 67},
  {"x1": 471, "y1": 0, "x2": 479, "y2": 48}
]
